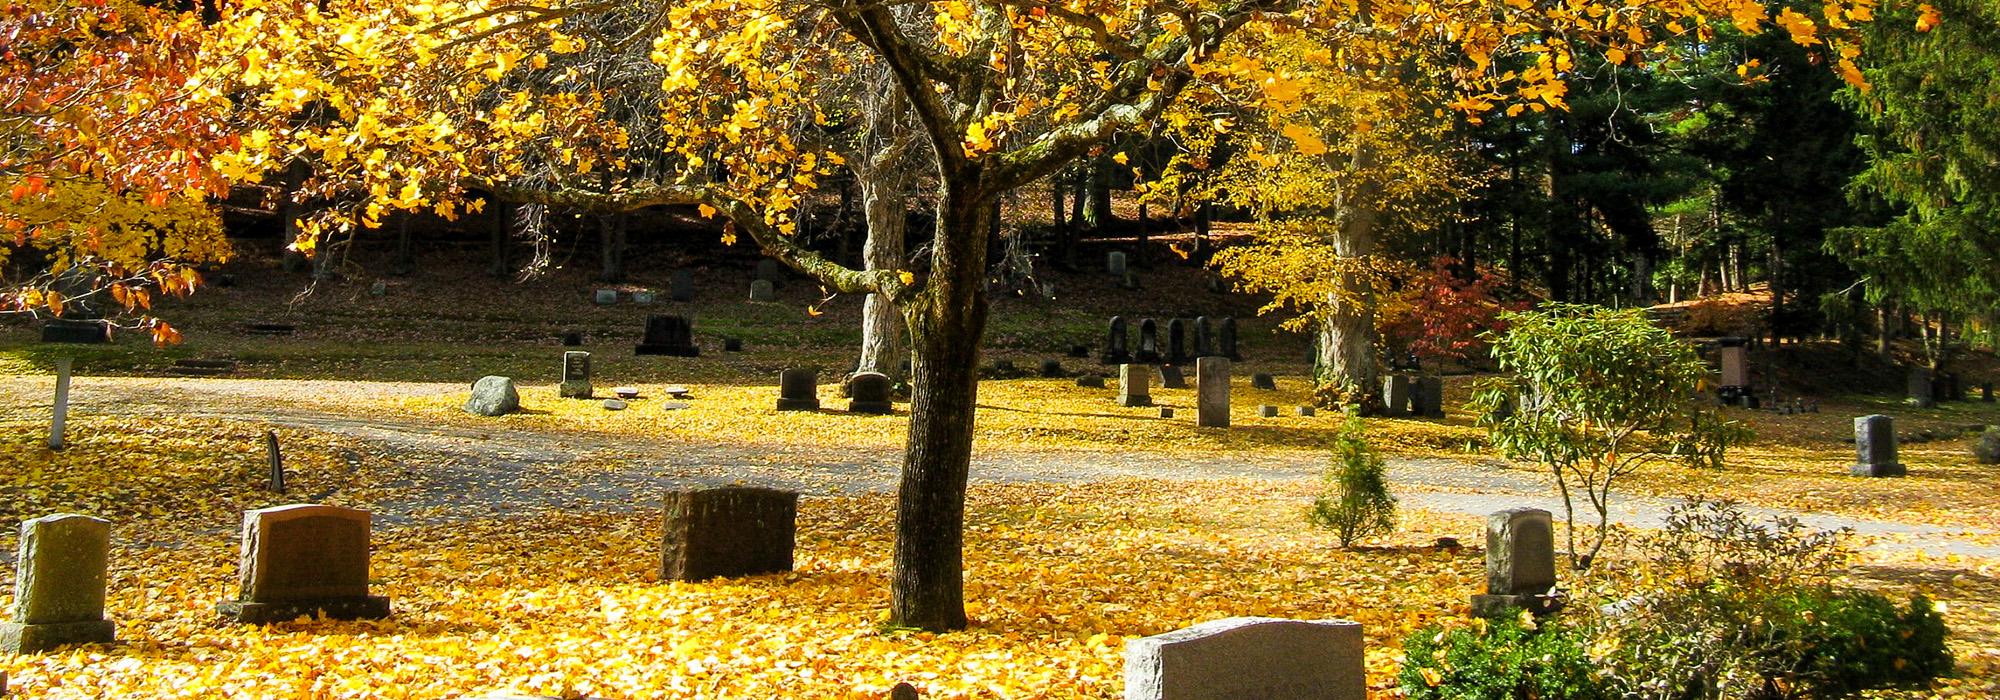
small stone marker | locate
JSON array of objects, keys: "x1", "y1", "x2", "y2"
[
  {"x1": 749, "y1": 278, "x2": 777, "y2": 303},
  {"x1": 1381, "y1": 375, "x2": 1412, "y2": 417},
  {"x1": 755, "y1": 258, "x2": 783, "y2": 285},
  {"x1": 1416, "y1": 376, "x2": 1445, "y2": 418},
  {"x1": 1973, "y1": 427, "x2": 2000, "y2": 465},
  {"x1": 661, "y1": 486, "x2": 798, "y2": 582},
  {"x1": 671, "y1": 269, "x2": 696, "y2": 302},
  {"x1": 1077, "y1": 374, "x2": 1106, "y2": 388},
  {"x1": 724, "y1": 337, "x2": 744, "y2": 352},
  {"x1": 891, "y1": 682, "x2": 921, "y2": 700},
  {"x1": 559, "y1": 351, "x2": 593, "y2": 399},
  {"x1": 1121, "y1": 271, "x2": 1141, "y2": 289},
  {"x1": 1469, "y1": 508, "x2": 1561, "y2": 616},
  {"x1": 1259, "y1": 405, "x2": 1278, "y2": 418},
  {"x1": 1123, "y1": 617, "x2": 1365, "y2": 700},
  {"x1": 1136, "y1": 319, "x2": 1162, "y2": 364},
  {"x1": 217, "y1": 504, "x2": 391, "y2": 624},
  {"x1": 1908, "y1": 368, "x2": 1936, "y2": 408},
  {"x1": 601, "y1": 399, "x2": 628, "y2": 411},
  {"x1": 1040, "y1": 359, "x2": 1065, "y2": 378},
  {"x1": 1985, "y1": 382, "x2": 1995, "y2": 403},
  {"x1": 1068, "y1": 344, "x2": 1090, "y2": 359},
  {"x1": 48, "y1": 358, "x2": 71, "y2": 450},
  {"x1": 848, "y1": 372, "x2": 894, "y2": 414},
  {"x1": 613, "y1": 387, "x2": 640, "y2": 399},
  {"x1": 1, "y1": 514, "x2": 115, "y2": 653},
  {"x1": 1251, "y1": 373, "x2": 1276, "y2": 391},
  {"x1": 776, "y1": 369, "x2": 820, "y2": 411},
  {"x1": 631, "y1": 290, "x2": 657, "y2": 305},
  {"x1": 264, "y1": 430, "x2": 285, "y2": 494},
  {"x1": 1102, "y1": 316, "x2": 1132, "y2": 365},
  {"x1": 593, "y1": 288, "x2": 618, "y2": 305},
  {"x1": 1296, "y1": 405, "x2": 1315, "y2": 417},
  {"x1": 1193, "y1": 316, "x2": 1214, "y2": 358},
  {"x1": 1218, "y1": 317, "x2": 1240, "y2": 360},
  {"x1": 663, "y1": 385, "x2": 691, "y2": 398},
  {"x1": 465, "y1": 376, "x2": 520, "y2": 416},
  {"x1": 1159, "y1": 408, "x2": 1175, "y2": 419},
  {"x1": 1852, "y1": 414, "x2": 1905, "y2": 477},
  {"x1": 635, "y1": 314, "x2": 701, "y2": 356},
  {"x1": 1166, "y1": 318, "x2": 1188, "y2": 364},
  {"x1": 560, "y1": 330, "x2": 584, "y2": 346},
  {"x1": 1197, "y1": 357, "x2": 1230, "y2": 429},
  {"x1": 1107, "y1": 251, "x2": 1128, "y2": 276},
  {"x1": 1119, "y1": 364, "x2": 1153, "y2": 407}
]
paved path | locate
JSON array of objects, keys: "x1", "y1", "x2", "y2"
[{"x1": 8, "y1": 375, "x2": 1998, "y2": 557}]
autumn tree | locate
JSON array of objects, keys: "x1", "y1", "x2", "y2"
[
  {"x1": 211, "y1": 0, "x2": 1874, "y2": 631},
  {"x1": 1, "y1": 0, "x2": 235, "y2": 341}
]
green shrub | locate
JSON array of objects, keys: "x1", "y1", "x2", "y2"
[
  {"x1": 1305, "y1": 416, "x2": 1396, "y2": 547},
  {"x1": 1399, "y1": 614, "x2": 1612, "y2": 700}
]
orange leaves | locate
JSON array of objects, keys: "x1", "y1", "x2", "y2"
[{"x1": 1916, "y1": 3, "x2": 1941, "y2": 31}]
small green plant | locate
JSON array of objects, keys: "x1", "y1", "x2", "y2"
[
  {"x1": 1399, "y1": 613, "x2": 1613, "y2": 700},
  {"x1": 1306, "y1": 416, "x2": 1396, "y2": 547}
]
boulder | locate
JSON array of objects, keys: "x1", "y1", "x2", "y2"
[
  {"x1": 464, "y1": 376, "x2": 520, "y2": 416},
  {"x1": 1975, "y1": 428, "x2": 2000, "y2": 465}
]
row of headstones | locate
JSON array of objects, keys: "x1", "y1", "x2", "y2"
[
  {"x1": 774, "y1": 369, "x2": 895, "y2": 413},
  {"x1": 589, "y1": 262, "x2": 794, "y2": 307},
  {"x1": 1, "y1": 488, "x2": 799, "y2": 654},
  {"x1": 1103, "y1": 362, "x2": 1315, "y2": 424},
  {"x1": 1844, "y1": 413, "x2": 2000, "y2": 475},
  {"x1": 1906, "y1": 368, "x2": 1994, "y2": 408},
  {"x1": 1103, "y1": 316, "x2": 1241, "y2": 365}
]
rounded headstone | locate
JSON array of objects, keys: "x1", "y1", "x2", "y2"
[
  {"x1": 847, "y1": 372, "x2": 894, "y2": 414},
  {"x1": 777, "y1": 369, "x2": 821, "y2": 411}
]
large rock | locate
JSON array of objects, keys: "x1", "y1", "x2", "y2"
[
  {"x1": 465, "y1": 376, "x2": 520, "y2": 416},
  {"x1": 1975, "y1": 427, "x2": 2000, "y2": 465}
]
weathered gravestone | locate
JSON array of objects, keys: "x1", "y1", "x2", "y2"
[
  {"x1": 1251, "y1": 373, "x2": 1276, "y2": 391},
  {"x1": 559, "y1": 351, "x2": 593, "y2": 399},
  {"x1": 635, "y1": 315, "x2": 701, "y2": 357},
  {"x1": 1218, "y1": 318, "x2": 1240, "y2": 360},
  {"x1": 217, "y1": 504, "x2": 391, "y2": 624},
  {"x1": 848, "y1": 372, "x2": 894, "y2": 414},
  {"x1": 465, "y1": 376, "x2": 520, "y2": 416},
  {"x1": 1416, "y1": 376, "x2": 1445, "y2": 418},
  {"x1": 1102, "y1": 316, "x2": 1133, "y2": 365},
  {"x1": 755, "y1": 258, "x2": 783, "y2": 285},
  {"x1": 1, "y1": 514, "x2": 115, "y2": 653},
  {"x1": 1469, "y1": 508, "x2": 1561, "y2": 616},
  {"x1": 1069, "y1": 344, "x2": 1091, "y2": 359},
  {"x1": 601, "y1": 399, "x2": 628, "y2": 411},
  {"x1": 1108, "y1": 251, "x2": 1129, "y2": 276},
  {"x1": 1985, "y1": 382, "x2": 1995, "y2": 403},
  {"x1": 559, "y1": 330, "x2": 584, "y2": 347},
  {"x1": 723, "y1": 337, "x2": 744, "y2": 352},
  {"x1": 47, "y1": 358, "x2": 71, "y2": 450},
  {"x1": 1258, "y1": 405, "x2": 1279, "y2": 418},
  {"x1": 1120, "y1": 364, "x2": 1153, "y2": 407},
  {"x1": 1295, "y1": 406, "x2": 1316, "y2": 417},
  {"x1": 631, "y1": 290, "x2": 657, "y2": 305},
  {"x1": 41, "y1": 319, "x2": 109, "y2": 344},
  {"x1": 593, "y1": 288, "x2": 618, "y2": 305},
  {"x1": 670, "y1": 269, "x2": 696, "y2": 302},
  {"x1": 776, "y1": 369, "x2": 820, "y2": 411},
  {"x1": 1041, "y1": 359, "x2": 1065, "y2": 378},
  {"x1": 1166, "y1": 318, "x2": 1188, "y2": 364},
  {"x1": 749, "y1": 279, "x2": 777, "y2": 303},
  {"x1": 1159, "y1": 364, "x2": 1187, "y2": 390},
  {"x1": 1123, "y1": 617, "x2": 1365, "y2": 700},
  {"x1": 1716, "y1": 337, "x2": 1749, "y2": 403},
  {"x1": 1973, "y1": 427, "x2": 2000, "y2": 465},
  {"x1": 1136, "y1": 319, "x2": 1162, "y2": 364},
  {"x1": 1852, "y1": 414, "x2": 1906, "y2": 477},
  {"x1": 1908, "y1": 368, "x2": 1936, "y2": 408},
  {"x1": 1197, "y1": 357, "x2": 1231, "y2": 429},
  {"x1": 1381, "y1": 375, "x2": 1413, "y2": 417},
  {"x1": 1159, "y1": 408, "x2": 1175, "y2": 418},
  {"x1": 660, "y1": 486, "x2": 797, "y2": 582}
]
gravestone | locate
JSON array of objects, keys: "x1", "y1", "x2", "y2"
[
  {"x1": 1973, "y1": 428, "x2": 2000, "y2": 465},
  {"x1": 724, "y1": 337, "x2": 744, "y2": 352},
  {"x1": 559, "y1": 351, "x2": 593, "y2": 399},
  {"x1": 1469, "y1": 508, "x2": 1560, "y2": 616},
  {"x1": 613, "y1": 387, "x2": 640, "y2": 399},
  {"x1": 1108, "y1": 251, "x2": 1129, "y2": 276},
  {"x1": 1120, "y1": 364, "x2": 1153, "y2": 407},
  {"x1": 1077, "y1": 374, "x2": 1106, "y2": 388},
  {"x1": 1851, "y1": 414, "x2": 1905, "y2": 477},
  {"x1": 1040, "y1": 359, "x2": 1065, "y2": 378},
  {"x1": 593, "y1": 288, "x2": 618, "y2": 305},
  {"x1": 1192, "y1": 317, "x2": 1214, "y2": 358},
  {"x1": 631, "y1": 290, "x2": 655, "y2": 305},
  {"x1": 848, "y1": 372, "x2": 894, "y2": 414},
  {"x1": 1908, "y1": 368, "x2": 1935, "y2": 408},
  {"x1": 217, "y1": 504, "x2": 391, "y2": 624},
  {"x1": 1159, "y1": 364, "x2": 1187, "y2": 390},
  {"x1": 1985, "y1": 382, "x2": 1994, "y2": 403},
  {"x1": 559, "y1": 330, "x2": 584, "y2": 346},
  {"x1": 1136, "y1": 319, "x2": 1162, "y2": 364},
  {"x1": 1166, "y1": 318, "x2": 1188, "y2": 364},
  {"x1": 464, "y1": 376, "x2": 519, "y2": 416},
  {"x1": 1296, "y1": 406, "x2": 1316, "y2": 417},
  {"x1": 749, "y1": 279, "x2": 776, "y2": 303},
  {"x1": 40, "y1": 319, "x2": 109, "y2": 344},
  {"x1": 661, "y1": 486, "x2": 797, "y2": 582},
  {"x1": 777, "y1": 369, "x2": 820, "y2": 411},
  {"x1": 1381, "y1": 375, "x2": 1412, "y2": 417},
  {"x1": 1159, "y1": 408, "x2": 1175, "y2": 418},
  {"x1": 635, "y1": 314, "x2": 701, "y2": 356},
  {"x1": 1197, "y1": 357, "x2": 1231, "y2": 428},
  {"x1": 1259, "y1": 405, "x2": 1278, "y2": 418},
  {"x1": 1, "y1": 514, "x2": 115, "y2": 653},
  {"x1": 1416, "y1": 376, "x2": 1445, "y2": 418},
  {"x1": 1251, "y1": 373, "x2": 1276, "y2": 390},
  {"x1": 1102, "y1": 316, "x2": 1133, "y2": 365},
  {"x1": 47, "y1": 358, "x2": 70, "y2": 450},
  {"x1": 1717, "y1": 337, "x2": 1749, "y2": 403},
  {"x1": 601, "y1": 399, "x2": 628, "y2": 410},
  {"x1": 1123, "y1": 617, "x2": 1364, "y2": 700},
  {"x1": 1068, "y1": 344, "x2": 1091, "y2": 359},
  {"x1": 755, "y1": 258, "x2": 783, "y2": 285},
  {"x1": 670, "y1": 269, "x2": 696, "y2": 302},
  {"x1": 1219, "y1": 318, "x2": 1240, "y2": 360}
]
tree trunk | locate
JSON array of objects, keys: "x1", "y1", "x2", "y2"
[
  {"x1": 488, "y1": 202, "x2": 513, "y2": 278},
  {"x1": 599, "y1": 212, "x2": 627, "y2": 283},
  {"x1": 857, "y1": 165, "x2": 909, "y2": 377},
  {"x1": 279, "y1": 160, "x2": 310, "y2": 274},
  {"x1": 892, "y1": 188, "x2": 991, "y2": 632},
  {"x1": 390, "y1": 214, "x2": 415, "y2": 276},
  {"x1": 1084, "y1": 158, "x2": 1112, "y2": 229},
  {"x1": 1314, "y1": 148, "x2": 1382, "y2": 409}
]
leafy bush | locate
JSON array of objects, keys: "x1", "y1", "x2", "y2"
[
  {"x1": 1399, "y1": 613, "x2": 1613, "y2": 700},
  {"x1": 1604, "y1": 498, "x2": 1953, "y2": 700},
  {"x1": 1306, "y1": 416, "x2": 1396, "y2": 547}
]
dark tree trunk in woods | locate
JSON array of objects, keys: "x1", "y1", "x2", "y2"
[
  {"x1": 1193, "y1": 202, "x2": 1212, "y2": 262},
  {"x1": 390, "y1": 215, "x2": 414, "y2": 276},
  {"x1": 1135, "y1": 202, "x2": 1149, "y2": 269},
  {"x1": 279, "y1": 160, "x2": 310, "y2": 273},
  {"x1": 488, "y1": 202, "x2": 512, "y2": 277},
  {"x1": 1085, "y1": 158, "x2": 1113, "y2": 229},
  {"x1": 599, "y1": 212, "x2": 628, "y2": 283}
]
